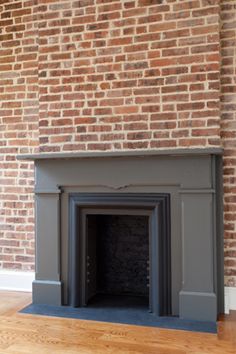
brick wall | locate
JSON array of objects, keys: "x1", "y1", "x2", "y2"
[
  {"x1": 38, "y1": 0, "x2": 221, "y2": 152},
  {"x1": 221, "y1": 0, "x2": 236, "y2": 287},
  {"x1": 1, "y1": 0, "x2": 236, "y2": 289},
  {"x1": 0, "y1": 0, "x2": 38, "y2": 271}
]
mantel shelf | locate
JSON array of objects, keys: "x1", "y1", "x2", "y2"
[{"x1": 17, "y1": 147, "x2": 223, "y2": 161}]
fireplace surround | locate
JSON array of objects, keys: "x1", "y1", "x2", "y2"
[
  {"x1": 19, "y1": 148, "x2": 224, "y2": 322},
  {"x1": 68, "y1": 193, "x2": 171, "y2": 316}
]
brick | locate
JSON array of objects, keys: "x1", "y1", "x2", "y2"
[
  {"x1": 0, "y1": 0, "x2": 233, "y2": 285},
  {"x1": 114, "y1": 106, "x2": 139, "y2": 114}
]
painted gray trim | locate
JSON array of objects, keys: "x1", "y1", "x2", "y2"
[
  {"x1": 60, "y1": 185, "x2": 181, "y2": 315},
  {"x1": 17, "y1": 147, "x2": 223, "y2": 161},
  {"x1": 179, "y1": 191, "x2": 217, "y2": 321},
  {"x1": 179, "y1": 291, "x2": 217, "y2": 322},
  {"x1": 34, "y1": 155, "x2": 213, "y2": 190},
  {"x1": 68, "y1": 194, "x2": 172, "y2": 317},
  {"x1": 179, "y1": 189, "x2": 215, "y2": 194},
  {"x1": 214, "y1": 156, "x2": 225, "y2": 313},
  {"x1": 34, "y1": 188, "x2": 61, "y2": 194},
  {"x1": 180, "y1": 193, "x2": 215, "y2": 292},
  {"x1": 35, "y1": 194, "x2": 61, "y2": 281},
  {"x1": 32, "y1": 153, "x2": 223, "y2": 322},
  {"x1": 33, "y1": 280, "x2": 62, "y2": 305},
  {"x1": 150, "y1": 205, "x2": 160, "y2": 315}
]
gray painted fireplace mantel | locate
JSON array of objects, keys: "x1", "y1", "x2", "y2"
[{"x1": 18, "y1": 148, "x2": 224, "y2": 322}]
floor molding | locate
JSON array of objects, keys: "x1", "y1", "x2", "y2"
[
  {"x1": 0, "y1": 270, "x2": 34, "y2": 292},
  {"x1": 225, "y1": 287, "x2": 236, "y2": 314}
]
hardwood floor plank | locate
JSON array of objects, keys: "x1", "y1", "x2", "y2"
[{"x1": 0, "y1": 291, "x2": 235, "y2": 354}]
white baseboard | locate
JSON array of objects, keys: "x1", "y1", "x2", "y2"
[
  {"x1": 0, "y1": 270, "x2": 34, "y2": 292},
  {"x1": 225, "y1": 286, "x2": 236, "y2": 314}
]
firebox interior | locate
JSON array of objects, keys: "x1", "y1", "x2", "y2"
[{"x1": 85, "y1": 214, "x2": 149, "y2": 308}]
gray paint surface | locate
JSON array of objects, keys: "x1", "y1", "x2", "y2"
[
  {"x1": 33, "y1": 280, "x2": 61, "y2": 306},
  {"x1": 35, "y1": 155, "x2": 212, "y2": 190},
  {"x1": 18, "y1": 147, "x2": 223, "y2": 160},
  {"x1": 35, "y1": 194, "x2": 61, "y2": 281},
  {"x1": 179, "y1": 291, "x2": 216, "y2": 322},
  {"x1": 181, "y1": 193, "x2": 214, "y2": 292},
  {"x1": 32, "y1": 153, "x2": 223, "y2": 322}
]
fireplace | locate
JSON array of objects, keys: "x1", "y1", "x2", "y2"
[
  {"x1": 68, "y1": 194, "x2": 171, "y2": 316},
  {"x1": 20, "y1": 148, "x2": 224, "y2": 322}
]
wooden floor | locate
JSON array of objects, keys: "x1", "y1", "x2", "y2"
[{"x1": 0, "y1": 291, "x2": 235, "y2": 353}]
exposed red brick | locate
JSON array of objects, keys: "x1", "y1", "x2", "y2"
[
  {"x1": 221, "y1": 0, "x2": 236, "y2": 287},
  {"x1": 0, "y1": 0, "x2": 38, "y2": 272}
]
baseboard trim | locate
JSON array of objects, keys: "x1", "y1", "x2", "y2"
[
  {"x1": 0, "y1": 270, "x2": 34, "y2": 292},
  {"x1": 224, "y1": 286, "x2": 236, "y2": 313}
]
